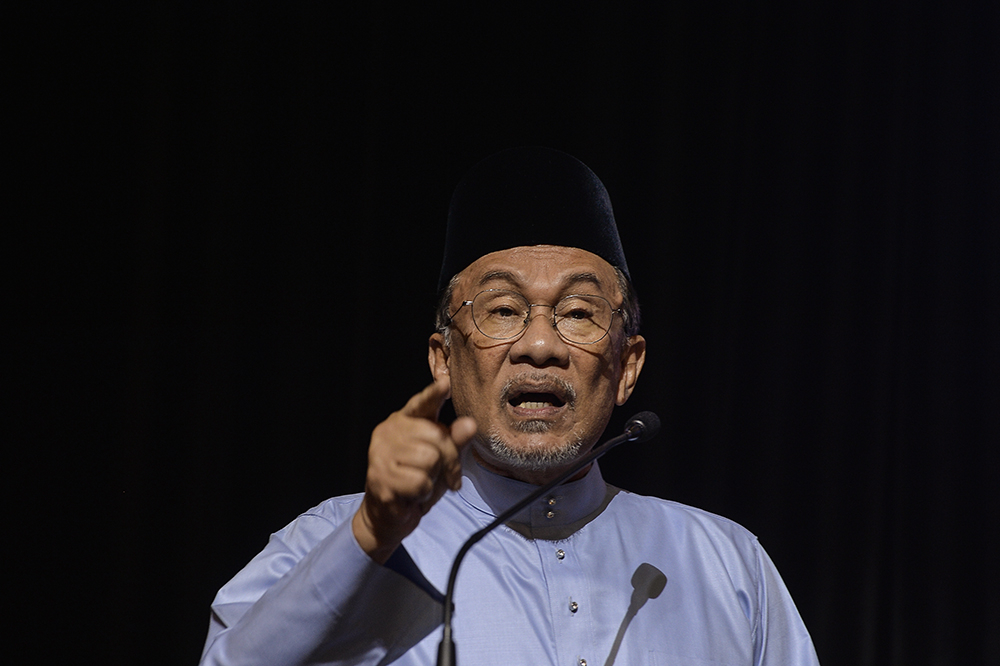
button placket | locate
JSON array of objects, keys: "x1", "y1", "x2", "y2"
[{"x1": 531, "y1": 494, "x2": 593, "y2": 666}]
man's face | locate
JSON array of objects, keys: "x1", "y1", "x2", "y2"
[{"x1": 429, "y1": 245, "x2": 645, "y2": 483}]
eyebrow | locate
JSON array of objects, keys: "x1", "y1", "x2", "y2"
[
  {"x1": 477, "y1": 270, "x2": 608, "y2": 292},
  {"x1": 477, "y1": 270, "x2": 520, "y2": 288}
]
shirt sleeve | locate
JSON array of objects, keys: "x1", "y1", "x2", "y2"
[
  {"x1": 753, "y1": 541, "x2": 822, "y2": 666},
  {"x1": 199, "y1": 512, "x2": 443, "y2": 666}
]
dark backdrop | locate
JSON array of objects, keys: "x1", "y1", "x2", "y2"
[{"x1": 18, "y1": 3, "x2": 998, "y2": 665}]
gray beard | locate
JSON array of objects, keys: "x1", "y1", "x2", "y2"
[
  {"x1": 485, "y1": 371, "x2": 583, "y2": 470},
  {"x1": 482, "y1": 425, "x2": 585, "y2": 472}
]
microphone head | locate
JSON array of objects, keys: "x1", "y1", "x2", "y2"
[{"x1": 624, "y1": 411, "x2": 661, "y2": 442}]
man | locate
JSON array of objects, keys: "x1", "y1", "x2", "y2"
[{"x1": 200, "y1": 148, "x2": 821, "y2": 666}]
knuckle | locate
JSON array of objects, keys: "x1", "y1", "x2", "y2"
[{"x1": 412, "y1": 441, "x2": 445, "y2": 468}]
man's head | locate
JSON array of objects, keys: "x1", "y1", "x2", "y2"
[{"x1": 429, "y1": 148, "x2": 646, "y2": 483}]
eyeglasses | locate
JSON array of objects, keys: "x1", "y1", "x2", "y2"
[{"x1": 447, "y1": 289, "x2": 622, "y2": 345}]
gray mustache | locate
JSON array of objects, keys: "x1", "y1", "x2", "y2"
[{"x1": 499, "y1": 372, "x2": 577, "y2": 408}]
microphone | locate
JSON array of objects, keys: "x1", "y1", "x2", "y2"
[
  {"x1": 623, "y1": 411, "x2": 660, "y2": 444},
  {"x1": 437, "y1": 411, "x2": 661, "y2": 666}
]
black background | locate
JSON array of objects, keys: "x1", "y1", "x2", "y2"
[{"x1": 15, "y1": 3, "x2": 998, "y2": 665}]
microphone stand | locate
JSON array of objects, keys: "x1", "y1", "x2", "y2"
[{"x1": 436, "y1": 413, "x2": 658, "y2": 666}]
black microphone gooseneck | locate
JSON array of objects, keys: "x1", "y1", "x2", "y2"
[{"x1": 436, "y1": 411, "x2": 660, "y2": 666}]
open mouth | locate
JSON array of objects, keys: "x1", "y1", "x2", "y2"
[
  {"x1": 508, "y1": 392, "x2": 566, "y2": 410},
  {"x1": 501, "y1": 374, "x2": 577, "y2": 417}
]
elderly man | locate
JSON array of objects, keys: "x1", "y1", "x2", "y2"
[{"x1": 200, "y1": 148, "x2": 820, "y2": 666}]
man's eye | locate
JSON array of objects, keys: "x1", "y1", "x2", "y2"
[
  {"x1": 564, "y1": 308, "x2": 593, "y2": 320},
  {"x1": 492, "y1": 306, "x2": 519, "y2": 318}
]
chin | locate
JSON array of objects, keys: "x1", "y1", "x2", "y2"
[{"x1": 481, "y1": 429, "x2": 584, "y2": 472}]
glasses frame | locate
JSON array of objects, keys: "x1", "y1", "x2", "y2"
[{"x1": 447, "y1": 289, "x2": 623, "y2": 345}]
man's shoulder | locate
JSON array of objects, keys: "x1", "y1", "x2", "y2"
[
  {"x1": 308, "y1": 491, "x2": 367, "y2": 516},
  {"x1": 295, "y1": 491, "x2": 366, "y2": 524},
  {"x1": 268, "y1": 491, "x2": 366, "y2": 543},
  {"x1": 607, "y1": 484, "x2": 760, "y2": 544}
]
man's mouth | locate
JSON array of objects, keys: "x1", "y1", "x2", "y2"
[
  {"x1": 508, "y1": 392, "x2": 566, "y2": 410},
  {"x1": 498, "y1": 375, "x2": 577, "y2": 434},
  {"x1": 501, "y1": 373, "x2": 576, "y2": 414}
]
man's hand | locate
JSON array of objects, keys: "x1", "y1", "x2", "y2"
[{"x1": 352, "y1": 377, "x2": 477, "y2": 563}]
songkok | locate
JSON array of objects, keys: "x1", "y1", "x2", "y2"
[{"x1": 438, "y1": 147, "x2": 629, "y2": 291}]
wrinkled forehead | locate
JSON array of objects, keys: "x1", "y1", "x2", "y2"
[{"x1": 454, "y1": 245, "x2": 622, "y2": 302}]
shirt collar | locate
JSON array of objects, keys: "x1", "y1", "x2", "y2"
[{"x1": 457, "y1": 450, "x2": 615, "y2": 540}]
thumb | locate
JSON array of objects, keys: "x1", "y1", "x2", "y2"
[
  {"x1": 443, "y1": 415, "x2": 477, "y2": 491},
  {"x1": 400, "y1": 376, "x2": 451, "y2": 421},
  {"x1": 450, "y1": 416, "x2": 477, "y2": 448}
]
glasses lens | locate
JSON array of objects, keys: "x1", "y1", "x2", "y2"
[
  {"x1": 555, "y1": 295, "x2": 613, "y2": 343},
  {"x1": 472, "y1": 290, "x2": 529, "y2": 339}
]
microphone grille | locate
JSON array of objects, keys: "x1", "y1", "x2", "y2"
[{"x1": 625, "y1": 411, "x2": 661, "y2": 442}]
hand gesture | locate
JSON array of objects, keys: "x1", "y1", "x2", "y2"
[{"x1": 351, "y1": 377, "x2": 477, "y2": 563}]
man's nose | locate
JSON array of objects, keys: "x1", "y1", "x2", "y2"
[{"x1": 509, "y1": 307, "x2": 570, "y2": 366}]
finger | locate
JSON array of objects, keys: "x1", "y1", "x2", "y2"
[
  {"x1": 450, "y1": 416, "x2": 478, "y2": 447},
  {"x1": 379, "y1": 463, "x2": 438, "y2": 504},
  {"x1": 385, "y1": 438, "x2": 447, "y2": 480},
  {"x1": 399, "y1": 377, "x2": 451, "y2": 421}
]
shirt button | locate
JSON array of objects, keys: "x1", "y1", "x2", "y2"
[
  {"x1": 546, "y1": 510, "x2": 556, "y2": 519},
  {"x1": 569, "y1": 600, "x2": 579, "y2": 613},
  {"x1": 556, "y1": 549, "x2": 565, "y2": 560},
  {"x1": 579, "y1": 659, "x2": 587, "y2": 666},
  {"x1": 547, "y1": 497, "x2": 557, "y2": 506}
]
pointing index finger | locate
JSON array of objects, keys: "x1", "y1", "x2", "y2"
[{"x1": 400, "y1": 376, "x2": 451, "y2": 421}]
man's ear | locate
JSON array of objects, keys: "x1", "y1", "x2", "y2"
[
  {"x1": 428, "y1": 331, "x2": 451, "y2": 382},
  {"x1": 616, "y1": 334, "x2": 646, "y2": 406}
]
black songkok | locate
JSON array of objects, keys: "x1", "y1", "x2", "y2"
[{"x1": 438, "y1": 147, "x2": 629, "y2": 291}]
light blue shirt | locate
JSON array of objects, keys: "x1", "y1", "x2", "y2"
[{"x1": 201, "y1": 456, "x2": 820, "y2": 666}]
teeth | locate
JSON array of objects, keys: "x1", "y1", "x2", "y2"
[{"x1": 519, "y1": 401, "x2": 553, "y2": 409}]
